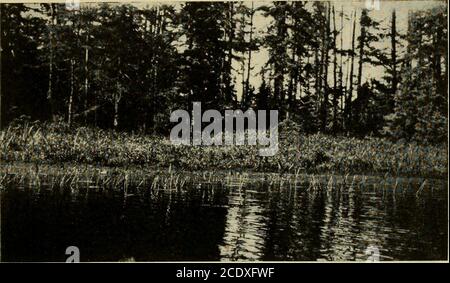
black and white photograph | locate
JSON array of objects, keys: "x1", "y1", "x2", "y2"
[{"x1": 0, "y1": 0, "x2": 448, "y2": 264}]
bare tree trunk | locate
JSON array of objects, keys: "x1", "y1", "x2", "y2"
[
  {"x1": 84, "y1": 35, "x2": 89, "y2": 124},
  {"x1": 114, "y1": 56, "x2": 121, "y2": 128},
  {"x1": 287, "y1": 15, "x2": 296, "y2": 114},
  {"x1": 432, "y1": 15, "x2": 443, "y2": 96},
  {"x1": 244, "y1": 1, "x2": 254, "y2": 107},
  {"x1": 287, "y1": 51, "x2": 294, "y2": 115},
  {"x1": 114, "y1": 83, "x2": 121, "y2": 129},
  {"x1": 405, "y1": 11, "x2": 413, "y2": 69},
  {"x1": 146, "y1": 7, "x2": 156, "y2": 131},
  {"x1": 332, "y1": 5, "x2": 338, "y2": 134},
  {"x1": 357, "y1": 11, "x2": 366, "y2": 91},
  {"x1": 320, "y1": 3, "x2": 330, "y2": 132},
  {"x1": 391, "y1": 10, "x2": 397, "y2": 100},
  {"x1": 47, "y1": 4, "x2": 57, "y2": 121},
  {"x1": 339, "y1": 6, "x2": 344, "y2": 127},
  {"x1": 225, "y1": 2, "x2": 235, "y2": 106},
  {"x1": 314, "y1": 46, "x2": 321, "y2": 112},
  {"x1": 305, "y1": 56, "x2": 311, "y2": 96},
  {"x1": 152, "y1": 7, "x2": 160, "y2": 133},
  {"x1": 241, "y1": 55, "x2": 246, "y2": 106},
  {"x1": 68, "y1": 59, "x2": 74, "y2": 126},
  {"x1": 273, "y1": 4, "x2": 287, "y2": 107},
  {"x1": 293, "y1": 56, "x2": 300, "y2": 100},
  {"x1": 345, "y1": 10, "x2": 356, "y2": 132}
]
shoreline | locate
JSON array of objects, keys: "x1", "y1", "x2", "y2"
[
  {"x1": 1, "y1": 123, "x2": 448, "y2": 179},
  {"x1": 1, "y1": 161, "x2": 447, "y2": 188}
]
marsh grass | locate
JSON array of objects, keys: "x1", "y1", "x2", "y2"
[
  {"x1": 0, "y1": 163, "x2": 444, "y2": 199},
  {"x1": 0, "y1": 122, "x2": 448, "y2": 178}
]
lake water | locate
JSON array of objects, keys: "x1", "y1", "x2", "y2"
[{"x1": 1, "y1": 175, "x2": 447, "y2": 262}]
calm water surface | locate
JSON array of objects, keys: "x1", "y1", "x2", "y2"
[{"x1": 1, "y1": 177, "x2": 447, "y2": 261}]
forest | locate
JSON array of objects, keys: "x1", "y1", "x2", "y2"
[{"x1": 0, "y1": 1, "x2": 448, "y2": 144}]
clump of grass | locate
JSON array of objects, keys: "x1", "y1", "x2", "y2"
[{"x1": 0, "y1": 122, "x2": 447, "y2": 178}]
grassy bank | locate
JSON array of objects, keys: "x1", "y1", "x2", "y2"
[
  {"x1": 1, "y1": 162, "x2": 445, "y2": 195},
  {"x1": 0, "y1": 122, "x2": 447, "y2": 178}
]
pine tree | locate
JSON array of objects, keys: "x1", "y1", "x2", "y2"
[{"x1": 385, "y1": 6, "x2": 447, "y2": 143}]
